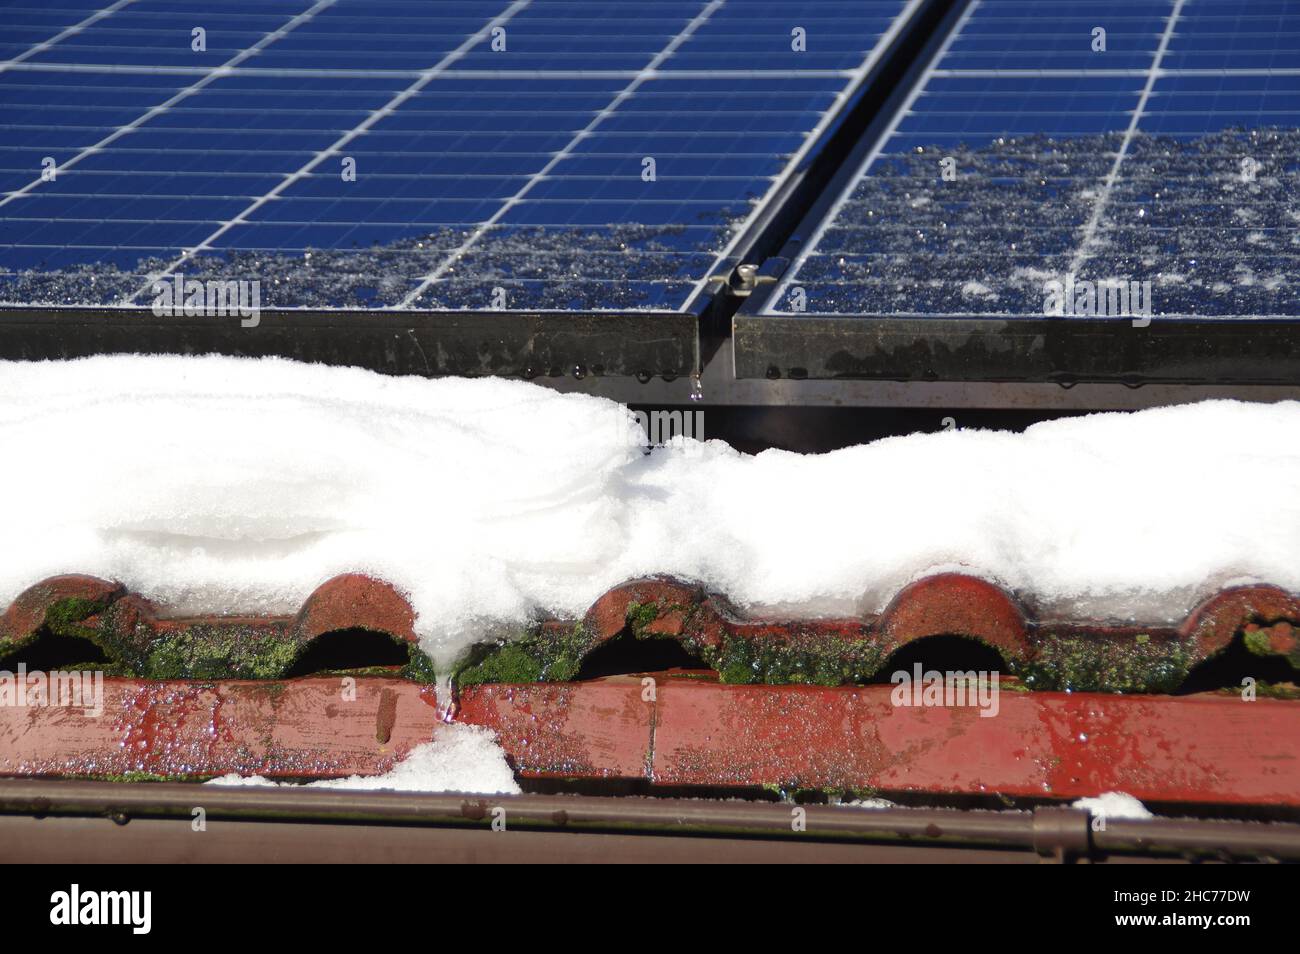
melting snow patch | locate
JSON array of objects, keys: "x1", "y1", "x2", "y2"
[
  {"x1": 1072, "y1": 791, "x2": 1153, "y2": 820},
  {"x1": 206, "y1": 723, "x2": 521, "y2": 794},
  {"x1": 840, "y1": 797, "x2": 896, "y2": 809},
  {"x1": 2, "y1": 355, "x2": 1300, "y2": 671}
]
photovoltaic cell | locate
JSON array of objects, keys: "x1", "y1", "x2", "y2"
[
  {"x1": 0, "y1": 0, "x2": 921, "y2": 311},
  {"x1": 765, "y1": 0, "x2": 1300, "y2": 319}
]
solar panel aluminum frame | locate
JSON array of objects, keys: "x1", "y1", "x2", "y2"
[
  {"x1": 0, "y1": 305, "x2": 700, "y2": 379},
  {"x1": 0, "y1": 0, "x2": 946, "y2": 382},
  {"x1": 732, "y1": 0, "x2": 1300, "y2": 387}
]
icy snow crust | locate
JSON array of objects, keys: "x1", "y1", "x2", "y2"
[
  {"x1": 0, "y1": 221, "x2": 733, "y2": 312},
  {"x1": 2, "y1": 354, "x2": 1299, "y2": 672},
  {"x1": 779, "y1": 128, "x2": 1300, "y2": 316}
]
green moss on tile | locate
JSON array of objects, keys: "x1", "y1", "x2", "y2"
[
  {"x1": 90, "y1": 770, "x2": 183, "y2": 783},
  {"x1": 401, "y1": 643, "x2": 439, "y2": 684},
  {"x1": 709, "y1": 632, "x2": 886, "y2": 686},
  {"x1": 0, "y1": 595, "x2": 125, "y2": 668},
  {"x1": 141, "y1": 624, "x2": 300, "y2": 680},
  {"x1": 456, "y1": 641, "x2": 544, "y2": 686},
  {"x1": 1242, "y1": 628, "x2": 1275, "y2": 657},
  {"x1": 44, "y1": 596, "x2": 108, "y2": 633},
  {"x1": 454, "y1": 618, "x2": 636, "y2": 686},
  {"x1": 625, "y1": 601, "x2": 662, "y2": 634},
  {"x1": 1021, "y1": 634, "x2": 1193, "y2": 693}
]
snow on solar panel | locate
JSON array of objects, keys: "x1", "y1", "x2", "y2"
[
  {"x1": 0, "y1": 0, "x2": 922, "y2": 311},
  {"x1": 764, "y1": 0, "x2": 1300, "y2": 319}
]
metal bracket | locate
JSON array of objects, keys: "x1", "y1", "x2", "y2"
[{"x1": 706, "y1": 262, "x2": 782, "y2": 299}]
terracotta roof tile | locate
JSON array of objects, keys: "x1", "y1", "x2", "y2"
[
  {"x1": 4, "y1": 571, "x2": 1299, "y2": 689},
  {"x1": 2, "y1": 571, "x2": 1297, "y2": 804}
]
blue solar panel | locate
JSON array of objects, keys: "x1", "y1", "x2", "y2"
[
  {"x1": 764, "y1": 0, "x2": 1300, "y2": 319},
  {"x1": 0, "y1": 0, "x2": 923, "y2": 311}
]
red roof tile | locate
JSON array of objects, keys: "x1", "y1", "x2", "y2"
[{"x1": 2, "y1": 571, "x2": 1297, "y2": 805}]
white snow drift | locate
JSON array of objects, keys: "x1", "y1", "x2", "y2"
[
  {"x1": 206, "y1": 722, "x2": 521, "y2": 794},
  {"x1": 1, "y1": 354, "x2": 1298, "y2": 675},
  {"x1": 1072, "y1": 791, "x2": 1154, "y2": 820}
]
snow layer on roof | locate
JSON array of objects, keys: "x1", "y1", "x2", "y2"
[
  {"x1": 1, "y1": 354, "x2": 1299, "y2": 670},
  {"x1": 206, "y1": 723, "x2": 520, "y2": 794}
]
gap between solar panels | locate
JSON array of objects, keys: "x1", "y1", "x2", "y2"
[{"x1": 0, "y1": 0, "x2": 953, "y2": 382}]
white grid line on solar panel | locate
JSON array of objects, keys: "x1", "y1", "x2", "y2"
[
  {"x1": 764, "y1": 0, "x2": 981, "y2": 311},
  {"x1": 0, "y1": 244, "x2": 719, "y2": 258},
  {"x1": 5, "y1": 13, "x2": 908, "y2": 41},
  {"x1": 1069, "y1": 0, "x2": 1185, "y2": 274},
  {"x1": 1, "y1": 150, "x2": 803, "y2": 161},
  {"x1": 10, "y1": 78, "x2": 1295, "y2": 127},
  {"x1": 0, "y1": 92, "x2": 838, "y2": 138},
  {"x1": 0, "y1": 63, "x2": 863, "y2": 78},
  {"x1": 14, "y1": 64, "x2": 1300, "y2": 82},
  {"x1": 0, "y1": 0, "x2": 136, "y2": 73},
  {"x1": 3, "y1": 127, "x2": 830, "y2": 139},
  {"x1": 15, "y1": 6, "x2": 908, "y2": 29},
  {"x1": 124, "y1": 0, "x2": 534, "y2": 303},
  {"x1": 3, "y1": 180, "x2": 789, "y2": 196},
  {"x1": 6, "y1": 208, "x2": 768, "y2": 225},
  {"x1": 0, "y1": 106, "x2": 831, "y2": 122},
  {"x1": 394, "y1": 0, "x2": 727, "y2": 307},
  {"x1": 0, "y1": 0, "x2": 338, "y2": 213},
  {"x1": 4, "y1": 23, "x2": 916, "y2": 44}
]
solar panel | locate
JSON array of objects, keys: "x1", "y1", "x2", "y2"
[
  {"x1": 736, "y1": 0, "x2": 1300, "y2": 381},
  {"x1": 0, "y1": 0, "x2": 929, "y2": 315}
]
